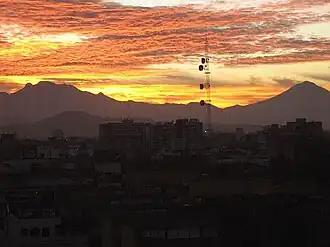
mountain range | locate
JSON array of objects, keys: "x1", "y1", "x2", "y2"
[
  {"x1": 0, "y1": 80, "x2": 329, "y2": 138},
  {"x1": 0, "y1": 81, "x2": 207, "y2": 125}
]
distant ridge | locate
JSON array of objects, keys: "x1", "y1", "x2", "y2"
[
  {"x1": 0, "y1": 111, "x2": 262, "y2": 138},
  {"x1": 0, "y1": 81, "x2": 209, "y2": 125},
  {"x1": 220, "y1": 81, "x2": 330, "y2": 127},
  {"x1": 1, "y1": 81, "x2": 330, "y2": 130}
]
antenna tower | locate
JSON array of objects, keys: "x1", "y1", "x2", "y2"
[{"x1": 198, "y1": 27, "x2": 212, "y2": 134}]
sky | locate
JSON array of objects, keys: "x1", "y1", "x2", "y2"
[{"x1": 0, "y1": 0, "x2": 330, "y2": 108}]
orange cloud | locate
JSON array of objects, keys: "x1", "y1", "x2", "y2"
[{"x1": 0, "y1": 0, "x2": 330, "y2": 107}]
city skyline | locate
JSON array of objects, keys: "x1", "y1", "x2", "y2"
[{"x1": 1, "y1": 0, "x2": 330, "y2": 107}]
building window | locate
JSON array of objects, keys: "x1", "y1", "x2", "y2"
[
  {"x1": 21, "y1": 228, "x2": 28, "y2": 237},
  {"x1": 42, "y1": 227, "x2": 50, "y2": 238},
  {"x1": 30, "y1": 227, "x2": 40, "y2": 237}
]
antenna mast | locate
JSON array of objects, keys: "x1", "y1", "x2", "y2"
[{"x1": 199, "y1": 26, "x2": 212, "y2": 135}]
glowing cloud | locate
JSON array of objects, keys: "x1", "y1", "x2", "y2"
[
  {"x1": 109, "y1": 0, "x2": 208, "y2": 7},
  {"x1": 296, "y1": 22, "x2": 330, "y2": 39},
  {"x1": 37, "y1": 33, "x2": 90, "y2": 44},
  {"x1": 0, "y1": 0, "x2": 330, "y2": 107}
]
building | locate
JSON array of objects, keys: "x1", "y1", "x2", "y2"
[
  {"x1": 99, "y1": 119, "x2": 153, "y2": 152},
  {"x1": 264, "y1": 118, "x2": 323, "y2": 137},
  {"x1": 2, "y1": 188, "x2": 89, "y2": 247},
  {"x1": 151, "y1": 121, "x2": 174, "y2": 151},
  {"x1": 263, "y1": 118, "x2": 324, "y2": 159},
  {"x1": 99, "y1": 119, "x2": 204, "y2": 154},
  {"x1": 0, "y1": 133, "x2": 21, "y2": 160},
  {"x1": 172, "y1": 119, "x2": 203, "y2": 151},
  {"x1": 0, "y1": 159, "x2": 34, "y2": 174},
  {"x1": 3, "y1": 212, "x2": 89, "y2": 247},
  {"x1": 235, "y1": 128, "x2": 244, "y2": 141}
]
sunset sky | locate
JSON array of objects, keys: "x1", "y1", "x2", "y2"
[{"x1": 1, "y1": 0, "x2": 330, "y2": 108}]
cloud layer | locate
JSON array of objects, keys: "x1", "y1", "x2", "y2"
[{"x1": 0, "y1": 0, "x2": 330, "y2": 107}]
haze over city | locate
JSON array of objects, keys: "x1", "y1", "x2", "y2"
[{"x1": 1, "y1": 0, "x2": 330, "y2": 108}]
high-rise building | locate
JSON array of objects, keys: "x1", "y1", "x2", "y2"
[
  {"x1": 99, "y1": 118, "x2": 204, "y2": 155},
  {"x1": 172, "y1": 119, "x2": 203, "y2": 151},
  {"x1": 98, "y1": 119, "x2": 152, "y2": 152},
  {"x1": 0, "y1": 133, "x2": 21, "y2": 160},
  {"x1": 151, "y1": 121, "x2": 174, "y2": 151},
  {"x1": 263, "y1": 118, "x2": 324, "y2": 159}
]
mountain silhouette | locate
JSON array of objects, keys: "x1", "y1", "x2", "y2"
[
  {"x1": 1, "y1": 81, "x2": 330, "y2": 131},
  {"x1": 0, "y1": 111, "x2": 109, "y2": 138},
  {"x1": 0, "y1": 81, "x2": 209, "y2": 125},
  {"x1": 221, "y1": 81, "x2": 330, "y2": 127}
]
